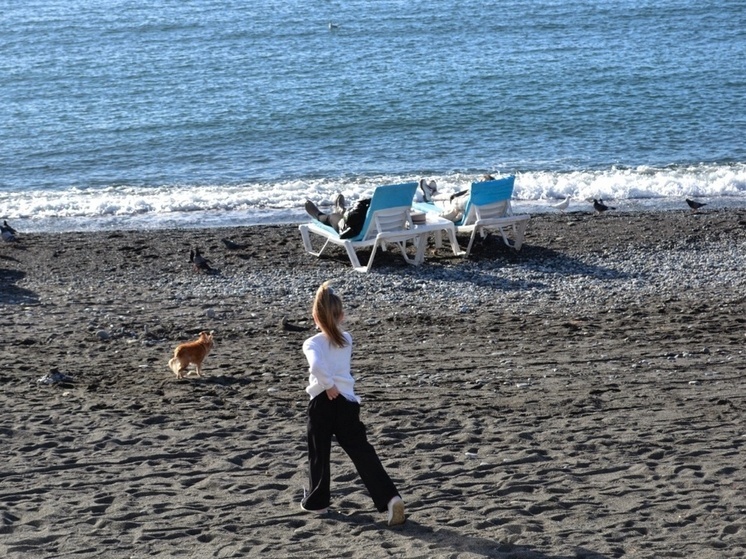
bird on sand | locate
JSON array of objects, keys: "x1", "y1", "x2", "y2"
[
  {"x1": 550, "y1": 195, "x2": 571, "y2": 213},
  {"x1": 281, "y1": 317, "x2": 309, "y2": 332},
  {"x1": 593, "y1": 199, "x2": 615, "y2": 214},
  {"x1": 221, "y1": 238, "x2": 246, "y2": 250},
  {"x1": 190, "y1": 247, "x2": 213, "y2": 272},
  {"x1": 686, "y1": 198, "x2": 707, "y2": 212},
  {"x1": 1, "y1": 220, "x2": 18, "y2": 242}
]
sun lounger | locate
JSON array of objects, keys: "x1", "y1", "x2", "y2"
[
  {"x1": 299, "y1": 182, "x2": 426, "y2": 272},
  {"x1": 414, "y1": 175, "x2": 530, "y2": 256}
]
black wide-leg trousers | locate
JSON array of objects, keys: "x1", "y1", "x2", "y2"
[{"x1": 302, "y1": 393, "x2": 399, "y2": 512}]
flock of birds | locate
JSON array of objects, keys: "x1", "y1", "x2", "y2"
[
  {"x1": 549, "y1": 196, "x2": 707, "y2": 214},
  {"x1": 188, "y1": 238, "x2": 248, "y2": 274}
]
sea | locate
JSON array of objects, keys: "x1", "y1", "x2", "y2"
[{"x1": 2, "y1": 0, "x2": 745, "y2": 233}]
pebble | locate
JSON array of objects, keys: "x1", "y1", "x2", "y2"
[
  {"x1": 165, "y1": 238, "x2": 746, "y2": 318},
  {"x1": 14, "y1": 222, "x2": 746, "y2": 332}
]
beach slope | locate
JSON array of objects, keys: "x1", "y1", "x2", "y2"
[{"x1": 1, "y1": 209, "x2": 744, "y2": 559}]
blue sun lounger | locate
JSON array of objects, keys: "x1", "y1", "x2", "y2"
[
  {"x1": 414, "y1": 175, "x2": 530, "y2": 256},
  {"x1": 299, "y1": 182, "x2": 424, "y2": 272}
]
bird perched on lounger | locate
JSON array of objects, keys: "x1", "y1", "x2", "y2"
[
  {"x1": 1, "y1": 220, "x2": 18, "y2": 242},
  {"x1": 190, "y1": 247, "x2": 213, "y2": 272},
  {"x1": 686, "y1": 198, "x2": 707, "y2": 212},
  {"x1": 593, "y1": 199, "x2": 615, "y2": 214},
  {"x1": 551, "y1": 195, "x2": 571, "y2": 213}
]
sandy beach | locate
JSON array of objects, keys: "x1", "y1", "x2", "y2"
[{"x1": 1, "y1": 208, "x2": 744, "y2": 559}]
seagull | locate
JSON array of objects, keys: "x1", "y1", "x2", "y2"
[
  {"x1": 328, "y1": 22, "x2": 339, "y2": 31},
  {"x1": 686, "y1": 198, "x2": 707, "y2": 212},
  {"x1": 593, "y1": 199, "x2": 615, "y2": 214},
  {"x1": 1, "y1": 220, "x2": 17, "y2": 242},
  {"x1": 550, "y1": 195, "x2": 571, "y2": 213},
  {"x1": 190, "y1": 247, "x2": 213, "y2": 272}
]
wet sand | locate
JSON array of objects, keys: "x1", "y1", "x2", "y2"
[{"x1": 1, "y1": 208, "x2": 745, "y2": 558}]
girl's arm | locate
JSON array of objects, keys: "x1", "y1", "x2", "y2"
[{"x1": 304, "y1": 341, "x2": 339, "y2": 399}]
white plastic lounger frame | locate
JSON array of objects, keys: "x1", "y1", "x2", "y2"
[
  {"x1": 298, "y1": 182, "x2": 421, "y2": 272},
  {"x1": 459, "y1": 176, "x2": 530, "y2": 255},
  {"x1": 414, "y1": 176, "x2": 530, "y2": 256}
]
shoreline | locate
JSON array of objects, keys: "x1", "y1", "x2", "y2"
[
  {"x1": 6, "y1": 194, "x2": 746, "y2": 235},
  {"x1": 2, "y1": 208, "x2": 745, "y2": 558}
]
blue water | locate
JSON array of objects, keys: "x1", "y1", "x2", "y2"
[{"x1": 2, "y1": 0, "x2": 745, "y2": 232}]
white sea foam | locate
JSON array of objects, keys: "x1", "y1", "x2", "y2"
[{"x1": 3, "y1": 163, "x2": 744, "y2": 232}]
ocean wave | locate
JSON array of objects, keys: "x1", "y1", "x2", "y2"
[{"x1": 2, "y1": 163, "x2": 744, "y2": 232}]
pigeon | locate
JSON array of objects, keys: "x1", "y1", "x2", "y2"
[
  {"x1": 37, "y1": 369, "x2": 74, "y2": 385},
  {"x1": 221, "y1": 238, "x2": 246, "y2": 250},
  {"x1": 551, "y1": 195, "x2": 571, "y2": 212},
  {"x1": 593, "y1": 199, "x2": 615, "y2": 214},
  {"x1": 190, "y1": 247, "x2": 213, "y2": 272},
  {"x1": 1, "y1": 220, "x2": 18, "y2": 242},
  {"x1": 281, "y1": 317, "x2": 309, "y2": 332},
  {"x1": 686, "y1": 198, "x2": 707, "y2": 212}
]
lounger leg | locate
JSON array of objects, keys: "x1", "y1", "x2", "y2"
[
  {"x1": 498, "y1": 227, "x2": 513, "y2": 249},
  {"x1": 465, "y1": 227, "x2": 479, "y2": 256},
  {"x1": 299, "y1": 224, "x2": 313, "y2": 253},
  {"x1": 362, "y1": 239, "x2": 380, "y2": 273},
  {"x1": 499, "y1": 221, "x2": 528, "y2": 250},
  {"x1": 343, "y1": 241, "x2": 366, "y2": 272},
  {"x1": 513, "y1": 221, "x2": 528, "y2": 251},
  {"x1": 299, "y1": 224, "x2": 332, "y2": 257},
  {"x1": 445, "y1": 228, "x2": 464, "y2": 256},
  {"x1": 412, "y1": 234, "x2": 429, "y2": 265}
]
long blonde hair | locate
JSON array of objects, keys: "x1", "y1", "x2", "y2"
[{"x1": 312, "y1": 281, "x2": 347, "y2": 348}]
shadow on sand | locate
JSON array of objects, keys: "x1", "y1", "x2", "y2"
[{"x1": 0, "y1": 267, "x2": 39, "y2": 305}]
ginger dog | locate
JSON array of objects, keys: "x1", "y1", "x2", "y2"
[{"x1": 168, "y1": 331, "x2": 214, "y2": 379}]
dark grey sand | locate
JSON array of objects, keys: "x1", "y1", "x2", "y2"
[{"x1": 1, "y1": 209, "x2": 745, "y2": 559}]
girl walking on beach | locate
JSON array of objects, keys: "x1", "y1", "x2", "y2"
[{"x1": 300, "y1": 282, "x2": 405, "y2": 526}]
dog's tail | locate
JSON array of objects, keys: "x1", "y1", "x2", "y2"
[{"x1": 168, "y1": 357, "x2": 179, "y2": 375}]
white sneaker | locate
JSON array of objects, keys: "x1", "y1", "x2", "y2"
[
  {"x1": 387, "y1": 496, "x2": 405, "y2": 526},
  {"x1": 300, "y1": 502, "x2": 328, "y2": 515},
  {"x1": 425, "y1": 180, "x2": 438, "y2": 201},
  {"x1": 334, "y1": 193, "x2": 346, "y2": 213},
  {"x1": 418, "y1": 179, "x2": 438, "y2": 203}
]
